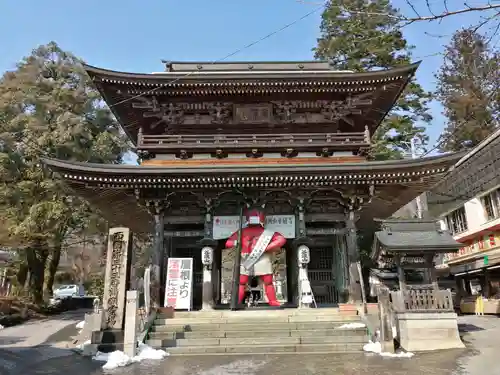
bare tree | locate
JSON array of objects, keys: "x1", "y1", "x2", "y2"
[{"x1": 300, "y1": 1, "x2": 500, "y2": 38}]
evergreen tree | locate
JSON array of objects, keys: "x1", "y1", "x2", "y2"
[
  {"x1": 0, "y1": 42, "x2": 128, "y2": 303},
  {"x1": 314, "y1": 0, "x2": 431, "y2": 160},
  {"x1": 436, "y1": 28, "x2": 499, "y2": 152}
]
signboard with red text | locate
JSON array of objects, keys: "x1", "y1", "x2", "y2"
[{"x1": 164, "y1": 258, "x2": 193, "y2": 310}]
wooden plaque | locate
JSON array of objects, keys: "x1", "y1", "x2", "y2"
[{"x1": 233, "y1": 103, "x2": 272, "y2": 124}]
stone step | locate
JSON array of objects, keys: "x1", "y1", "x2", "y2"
[
  {"x1": 151, "y1": 319, "x2": 362, "y2": 332},
  {"x1": 148, "y1": 327, "x2": 367, "y2": 340},
  {"x1": 153, "y1": 314, "x2": 360, "y2": 326},
  {"x1": 168, "y1": 307, "x2": 347, "y2": 319},
  {"x1": 147, "y1": 332, "x2": 367, "y2": 348},
  {"x1": 158, "y1": 343, "x2": 365, "y2": 355}
]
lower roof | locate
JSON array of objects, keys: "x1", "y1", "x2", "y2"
[{"x1": 43, "y1": 152, "x2": 464, "y2": 233}]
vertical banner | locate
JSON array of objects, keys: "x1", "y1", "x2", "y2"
[{"x1": 164, "y1": 258, "x2": 193, "y2": 310}]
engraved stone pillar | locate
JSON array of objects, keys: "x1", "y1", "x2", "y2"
[
  {"x1": 102, "y1": 227, "x2": 133, "y2": 330},
  {"x1": 201, "y1": 246, "x2": 214, "y2": 310},
  {"x1": 124, "y1": 290, "x2": 138, "y2": 357},
  {"x1": 346, "y1": 211, "x2": 362, "y2": 304}
]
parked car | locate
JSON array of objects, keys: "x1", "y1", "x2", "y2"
[{"x1": 53, "y1": 284, "x2": 85, "y2": 299}]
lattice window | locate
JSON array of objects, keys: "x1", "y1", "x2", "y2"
[
  {"x1": 445, "y1": 206, "x2": 468, "y2": 235},
  {"x1": 481, "y1": 188, "x2": 500, "y2": 221}
]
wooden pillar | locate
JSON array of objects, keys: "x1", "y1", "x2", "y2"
[
  {"x1": 200, "y1": 198, "x2": 217, "y2": 310},
  {"x1": 425, "y1": 254, "x2": 439, "y2": 291},
  {"x1": 455, "y1": 277, "x2": 465, "y2": 305},
  {"x1": 483, "y1": 270, "x2": 491, "y2": 298},
  {"x1": 151, "y1": 203, "x2": 165, "y2": 308},
  {"x1": 346, "y1": 210, "x2": 362, "y2": 303},
  {"x1": 395, "y1": 254, "x2": 406, "y2": 292}
]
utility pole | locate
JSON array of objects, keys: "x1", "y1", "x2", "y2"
[{"x1": 410, "y1": 137, "x2": 423, "y2": 219}]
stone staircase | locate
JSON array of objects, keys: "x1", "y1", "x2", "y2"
[{"x1": 145, "y1": 308, "x2": 369, "y2": 355}]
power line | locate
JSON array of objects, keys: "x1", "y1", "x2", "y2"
[{"x1": 110, "y1": 2, "x2": 327, "y2": 108}]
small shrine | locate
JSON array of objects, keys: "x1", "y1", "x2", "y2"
[{"x1": 371, "y1": 218, "x2": 464, "y2": 352}]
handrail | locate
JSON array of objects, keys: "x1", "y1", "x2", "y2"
[
  {"x1": 139, "y1": 132, "x2": 369, "y2": 148},
  {"x1": 390, "y1": 287, "x2": 454, "y2": 312}
]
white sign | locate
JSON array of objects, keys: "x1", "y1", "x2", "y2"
[
  {"x1": 164, "y1": 258, "x2": 193, "y2": 310},
  {"x1": 213, "y1": 215, "x2": 296, "y2": 240}
]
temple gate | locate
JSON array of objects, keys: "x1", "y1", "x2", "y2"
[{"x1": 44, "y1": 60, "x2": 463, "y2": 311}]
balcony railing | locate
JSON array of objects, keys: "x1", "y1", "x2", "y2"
[{"x1": 138, "y1": 132, "x2": 370, "y2": 151}]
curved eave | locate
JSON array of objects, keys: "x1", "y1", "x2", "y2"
[
  {"x1": 43, "y1": 152, "x2": 463, "y2": 229},
  {"x1": 42, "y1": 152, "x2": 463, "y2": 177},
  {"x1": 83, "y1": 62, "x2": 420, "y2": 83}
]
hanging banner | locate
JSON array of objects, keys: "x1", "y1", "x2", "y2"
[
  {"x1": 164, "y1": 258, "x2": 193, "y2": 310},
  {"x1": 213, "y1": 215, "x2": 296, "y2": 240}
]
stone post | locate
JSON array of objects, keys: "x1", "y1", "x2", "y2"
[
  {"x1": 201, "y1": 246, "x2": 214, "y2": 310},
  {"x1": 123, "y1": 290, "x2": 138, "y2": 358},
  {"x1": 102, "y1": 227, "x2": 133, "y2": 330}
]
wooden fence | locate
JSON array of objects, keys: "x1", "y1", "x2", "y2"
[{"x1": 390, "y1": 287, "x2": 454, "y2": 312}]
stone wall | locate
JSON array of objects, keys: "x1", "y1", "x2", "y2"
[{"x1": 395, "y1": 312, "x2": 465, "y2": 351}]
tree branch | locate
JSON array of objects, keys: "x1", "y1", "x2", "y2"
[{"x1": 404, "y1": 3, "x2": 500, "y2": 23}]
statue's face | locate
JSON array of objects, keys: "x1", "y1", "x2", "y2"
[{"x1": 245, "y1": 208, "x2": 265, "y2": 226}]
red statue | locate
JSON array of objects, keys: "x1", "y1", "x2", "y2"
[{"x1": 226, "y1": 207, "x2": 286, "y2": 307}]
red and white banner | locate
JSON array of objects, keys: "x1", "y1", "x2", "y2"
[{"x1": 164, "y1": 258, "x2": 193, "y2": 310}]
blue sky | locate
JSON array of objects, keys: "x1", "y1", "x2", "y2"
[{"x1": 0, "y1": 0, "x2": 486, "y2": 164}]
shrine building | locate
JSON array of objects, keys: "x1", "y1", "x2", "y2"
[{"x1": 43, "y1": 61, "x2": 463, "y2": 309}]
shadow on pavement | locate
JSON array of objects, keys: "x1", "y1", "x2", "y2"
[
  {"x1": 0, "y1": 337, "x2": 27, "y2": 346},
  {"x1": 458, "y1": 324, "x2": 485, "y2": 332}
]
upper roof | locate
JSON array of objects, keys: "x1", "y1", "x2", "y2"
[{"x1": 84, "y1": 61, "x2": 420, "y2": 145}]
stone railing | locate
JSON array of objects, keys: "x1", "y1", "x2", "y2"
[
  {"x1": 390, "y1": 287, "x2": 454, "y2": 313},
  {"x1": 136, "y1": 267, "x2": 156, "y2": 342},
  {"x1": 377, "y1": 288, "x2": 396, "y2": 352}
]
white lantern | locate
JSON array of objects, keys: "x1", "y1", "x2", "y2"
[
  {"x1": 297, "y1": 244, "x2": 310, "y2": 265},
  {"x1": 201, "y1": 246, "x2": 214, "y2": 266}
]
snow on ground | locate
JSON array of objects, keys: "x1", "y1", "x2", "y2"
[
  {"x1": 0, "y1": 324, "x2": 4, "y2": 330},
  {"x1": 75, "y1": 321, "x2": 85, "y2": 330},
  {"x1": 336, "y1": 322, "x2": 366, "y2": 329},
  {"x1": 93, "y1": 343, "x2": 169, "y2": 370},
  {"x1": 363, "y1": 340, "x2": 414, "y2": 358}
]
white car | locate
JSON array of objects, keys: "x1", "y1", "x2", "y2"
[{"x1": 53, "y1": 284, "x2": 85, "y2": 299}]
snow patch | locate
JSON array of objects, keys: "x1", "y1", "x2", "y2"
[
  {"x1": 75, "y1": 321, "x2": 85, "y2": 330},
  {"x1": 336, "y1": 322, "x2": 366, "y2": 329},
  {"x1": 76, "y1": 340, "x2": 91, "y2": 351},
  {"x1": 93, "y1": 343, "x2": 169, "y2": 370},
  {"x1": 0, "y1": 324, "x2": 4, "y2": 330},
  {"x1": 363, "y1": 340, "x2": 414, "y2": 358}
]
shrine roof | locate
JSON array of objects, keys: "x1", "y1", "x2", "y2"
[
  {"x1": 371, "y1": 219, "x2": 462, "y2": 261},
  {"x1": 43, "y1": 152, "x2": 463, "y2": 233},
  {"x1": 84, "y1": 62, "x2": 420, "y2": 144}
]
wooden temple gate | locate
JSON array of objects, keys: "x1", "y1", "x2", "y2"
[{"x1": 43, "y1": 60, "x2": 464, "y2": 312}]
